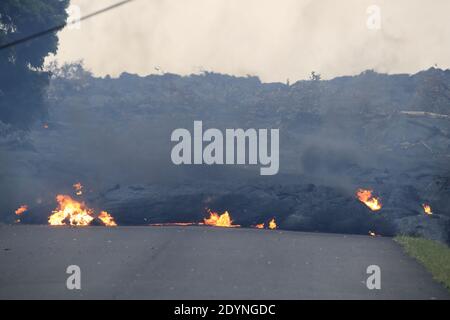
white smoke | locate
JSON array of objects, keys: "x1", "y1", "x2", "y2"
[{"x1": 49, "y1": 0, "x2": 450, "y2": 82}]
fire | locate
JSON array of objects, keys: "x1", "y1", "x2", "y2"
[
  {"x1": 369, "y1": 231, "x2": 376, "y2": 237},
  {"x1": 422, "y1": 204, "x2": 433, "y2": 215},
  {"x1": 73, "y1": 182, "x2": 83, "y2": 196},
  {"x1": 252, "y1": 218, "x2": 277, "y2": 230},
  {"x1": 268, "y1": 218, "x2": 277, "y2": 230},
  {"x1": 149, "y1": 209, "x2": 240, "y2": 228},
  {"x1": 48, "y1": 194, "x2": 117, "y2": 227},
  {"x1": 15, "y1": 205, "x2": 28, "y2": 216},
  {"x1": 150, "y1": 222, "x2": 196, "y2": 227},
  {"x1": 356, "y1": 188, "x2": 382, "y2": 211},
  {"x1": 203, "y1": 210, "x2": 240, "y2": 228},
  {"x1": 98, "y1": 211, "x2": 117, "y2": 227},
  {"x1": 49, "y1": 195, "x2": 94, "y2": 226}
]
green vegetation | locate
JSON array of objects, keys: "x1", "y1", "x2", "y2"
[
  {"x1": 395, "y1": 236, "x2": 450, "y2": 291},
  {"x1": 0, "y1": 0, "x2": 69, "y2": 127}
]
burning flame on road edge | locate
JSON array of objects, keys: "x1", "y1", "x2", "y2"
[{"x1": 48, "y1": 194, "x2": 117, "y2": 227}]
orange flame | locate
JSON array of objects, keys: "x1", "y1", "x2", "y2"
[
  {"x1": 268, "y1": 218, "x2": 277, "y2": 230},
  {"x1": 15, "y1": 205, "x2": 28, "y2": 216},
  {"x1": 73, "y1": 182, "x2": 83, "y2": 196},
  {"x1": 203, "y1": 210, "x2": 240, "y2": 228},
  {"x1": 48, "y1": 195, "x2": 117, "y2": 227},
  {"x1": 422, "y1": 204, "x2": 433, "y2": 215},
  {"x1": 253, "y1": 218, "x2": 277, "y2": 230},
  {"x1": 48, "y1": 195, "x2": 94, "y2": 226},
  {"x1": 356, "y1": 189, "x2": 382, "y2": 211},
  {"x1": 98, "y1": 211, "x2": 117, "y2": 227}
]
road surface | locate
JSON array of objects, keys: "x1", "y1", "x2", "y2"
[{"x1": 0, "y1": 225, "x2": 448, "y2": 299}]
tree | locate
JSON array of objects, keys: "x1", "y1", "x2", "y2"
[
  {"x1": 309, "y1": 71, "x2": 321, "y2": 81},
  {"x1": 0, "y1": 0, "x2": 69, "y2": 128}
]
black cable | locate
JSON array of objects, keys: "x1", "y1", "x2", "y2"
[{"x1": 0, "y1": 0, "x2": 137, "y2": 51}]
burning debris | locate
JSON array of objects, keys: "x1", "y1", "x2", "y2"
[
  {"x1": 73, "y1": 182, "x2": 83, "y2": 196},
  {"x1": 253, "y1": 218, "x2": 277, "y2": 230},
  {"x1": 48, "y1": 195, "x2": 117, "y2": 227},
  {"x1": 268, "y1": 218, "x2": 277, "y2": 230},
  {"x1": 422, "y1": 204, "x2": 433, "y2": 216},
  {"x1": 202, "y1": 209, "x2": 240, "y2": 228},
  {"x1": 356, "y1": 189, "x2": 382, "y2": 211},
  {"x1": 48, "y1": 195, "x2": 94, "y2": 226},
  {"x1": 98, "y1": 211, "x2": 118, "y2": 227},
  {"x1": 15, "y1": 205, "x2": 28, "y2": 216}
]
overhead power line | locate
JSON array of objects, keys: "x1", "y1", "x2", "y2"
[{"x1": 0, "y1": 0, "x2": 137, "y2": 51}]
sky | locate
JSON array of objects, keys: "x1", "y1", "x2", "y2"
[{"x1": 48, "y1": 0, "x2": 450, "y2": 82}]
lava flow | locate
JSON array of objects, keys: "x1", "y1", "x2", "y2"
[
  {"x1": 202, "y1": 209, "x2": 240, "y2": 228},
  {"x1": 15, "y1": 205, "x2": 28, "y2": 216},
  {"x1": 356, "y1": 188, "x2": 382, "y2": 211},
  {"x1": 149, "y1": 210, "x2": 280, "y2": 229},
  {"x1": 48, "y1": 194, "x2": 117, "y2": 227},
  {"x1": 422, "y1": 204, "x2": 433, "y2": 215},
  {"x1": 149, "y1": 222, "x2": 197, "y2": 227},
  {"x1": 149, "y1": 210, "x2": 240, "y2": 228}
]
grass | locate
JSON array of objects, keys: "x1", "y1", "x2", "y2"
[{"x1": 395, "y1": 236, "x2": 450, "y2": 291}]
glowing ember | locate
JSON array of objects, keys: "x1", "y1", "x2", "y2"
[
  {"x1": 48, "y1": 195, "x2": 117, "y2": 227},
  {"x1": 73, "y1": 182, "x2": 83, "y2": 196},
  {"x1": 422, "y1": 204, "x2": 433, "y2": 215},
  {"x1": 98, "y1": 211, "x2": 117, "y2": 227},
  {"x1": 150, "y1": 222, "x2": 196, "y2": 227},
  {"x1": 254, "y1": 223, "x2": 265, "y2": 229},
  {"x1": 268, "y1": 218, "x2": 277, "y2": 230},
  {"x1": 203, "y1": 210, "x2": 240, "y2": 228},
  {"x1": 356, "y1": 188, "x2": 382, "y2": 211},
  {"x1": 15, "y1": 205, "x2": 28, "y2": 216}
]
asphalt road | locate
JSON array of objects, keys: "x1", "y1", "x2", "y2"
[{"x1": 0, "y1": 225, "x2": 448, "y2": 299}]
